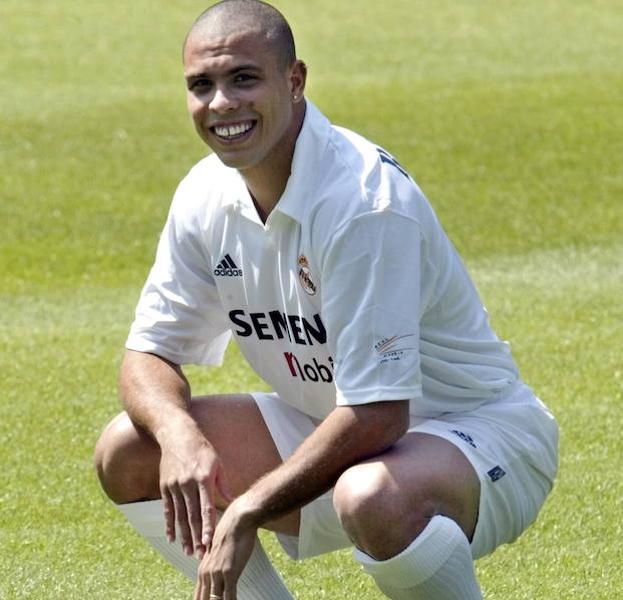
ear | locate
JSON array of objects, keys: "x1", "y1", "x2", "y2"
[{"x1": 289, "y1": 60, "x2": 307, "y2": 103}]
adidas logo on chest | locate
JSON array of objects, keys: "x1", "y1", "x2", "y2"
[{"x1": 214, "y1": 254, "x2": 243, "y2": 277}]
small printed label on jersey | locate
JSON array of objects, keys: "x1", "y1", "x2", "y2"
[
  {"x1": 487, "y1": 466, "x2": 506, "y2": 482},
  {"x1": 374, "y1": 334, "x2": 416, "y2": 364},
  {"x1": 298, "y1": 255, "x2": 317, "y2": 295}
]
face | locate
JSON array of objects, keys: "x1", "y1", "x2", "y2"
[{"x1": 183, "y1": 27, "x2": 305, "y2": 174}]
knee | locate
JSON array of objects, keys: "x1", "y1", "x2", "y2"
[
  {"x1": 333, "y1": 465, "x2": 385, "y2": 528},
  {"x1": 333, "y1": 464, "x2": 434, "y2": 559},
  {"x1": 93, "y1": 412, "x2": 159, "y2": 504}
]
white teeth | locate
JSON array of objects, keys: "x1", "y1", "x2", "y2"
[{"x1": 214, "y1": 122, "x2": 253, "y2": 138}]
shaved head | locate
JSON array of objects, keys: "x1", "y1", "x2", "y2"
[{"x1": 185, "y1": 0, "x2": 296, "y2": 71}]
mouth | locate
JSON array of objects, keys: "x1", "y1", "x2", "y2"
[{"x1": 210, "y1": 120, "x2": 257, "y2": 142}]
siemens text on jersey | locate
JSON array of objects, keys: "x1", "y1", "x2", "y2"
[{"x1": 229, "y1": 310, "x2": 327, "y2": 346}]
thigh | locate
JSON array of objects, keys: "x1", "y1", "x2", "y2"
[
  {"x1": 377, "y1": 432, "x2": 481, "y2": 539},
  {"x1": 101, "y1": 393, "x2": 300, "y2": 535},
  {"x1": 335, "y1": 432, "x2": 480, "y2": 555},
  {"x1": 189, "y1": 394, "x2": 285, "y2": 497},
  {"x1": 190, "y1": 393, "x2": 302, "y2": 535},
  {"x1": 410, "y1": 388, "x2": 559, "y2": 559},
  {"x1": 290, "y1": 431, "x2": 481, "y2": 561}
]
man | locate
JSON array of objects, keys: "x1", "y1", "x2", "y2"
[{"x1": 94, "y1": 1, "x2": 559, "y2": 599}]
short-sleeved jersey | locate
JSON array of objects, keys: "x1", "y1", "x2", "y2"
[{"x1": 126, "y1": 101, "x2": 518, "y2": 421}]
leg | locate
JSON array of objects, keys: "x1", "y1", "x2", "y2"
[
  {"x1": 333, "y1": 432, "x2": 480, "y2": 559},
  {"x1": 333, "y1": 432, "x2": 482, "y2": 599},
  {"x1": 94, "y1": 394, "x2": 298, "y2": 599},
  {"x1": 94, "y1": 410, "x2": 160, "y2": 503},
  {"x1": 94, "y1": 393, "x2": 299, "y2": 534}
]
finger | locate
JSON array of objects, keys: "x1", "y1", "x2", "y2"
[
  {"x1": 209, "y1": 572, "x2": 224, "y2": 600},
  {"x1": 199, "y1": 481, "x2": 217, "y2": 549},
  {"x1": 182, "y1": 484, "x2": 204, "y2": 557},
  {"x1": 195, "y1": 558, "x2": 209, "y2": 600},
  {"x1": 223, "y1": 568, "x2": 238, "y2": 600},
  {"x1": 224, "y1": 578, "x2": 237, "y2": 600},
  {"x1": 161, "y1": 486, "x2": 176, "y2": 543},
  {"x1": 171, "y1": 485, "x2": 193, "y2": 555}
]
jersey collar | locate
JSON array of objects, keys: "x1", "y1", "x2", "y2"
[
  {"x1": 221, "y1": 100, "x2": 332, "y2": 224},
  {"x1": 272, "y1": 100, "x2": 332, "y2": 223}
]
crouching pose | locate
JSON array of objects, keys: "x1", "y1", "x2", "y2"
[{"x1": 94, "y1": 1, "x2": 558, "y2": 598}]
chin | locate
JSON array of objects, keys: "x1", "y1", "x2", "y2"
[
  {"x1": 213, "y1": 153, "x2": 251, "y2": 170},
  {"x1": 210, "y1": 147, "x2": 261, "y2": 171}
]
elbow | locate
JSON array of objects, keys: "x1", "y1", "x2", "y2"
[
  {"x1": 355, "y1": 399, "x2": 411, "y2": 451},
  {"x1": 385, "y1": 400, "x2": 410, "y2": 445}
]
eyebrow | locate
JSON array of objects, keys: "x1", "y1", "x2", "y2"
[{"x1": 185, "y1": 64, "x2": 262, "y2": 82}]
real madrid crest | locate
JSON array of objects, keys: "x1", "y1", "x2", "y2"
[{"x1": 298, "y1": 254, "x2": 317, "y2": 296}]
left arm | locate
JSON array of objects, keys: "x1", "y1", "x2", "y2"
[{"x1": 195, "y1": 399, "x2": 409, "y2": 600}]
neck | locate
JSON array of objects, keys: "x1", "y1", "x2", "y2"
[{"x1": 241, "y1": 102, "x2": 306, "y2": 222}]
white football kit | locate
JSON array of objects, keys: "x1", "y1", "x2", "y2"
[{"x1": 126, "y1": 101, "x2": 558, "y2": 560}]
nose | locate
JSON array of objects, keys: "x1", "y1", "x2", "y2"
[{"x1": 209, "y1": 85, "x2": 239, "y2": 114}]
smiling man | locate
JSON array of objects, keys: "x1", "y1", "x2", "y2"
[
  {"x1": 94, "y1": 1, "x2": 559, "y2": 599},
  {"x1": 184, "y1": 1, "x2": 306, "y2": 216}
]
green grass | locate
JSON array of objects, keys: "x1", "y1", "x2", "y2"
[{"x1": 1, "y1": 1, "x2": 621, "y2": 598}]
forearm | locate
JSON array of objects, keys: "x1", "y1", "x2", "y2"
[
  {"x1": 120, "y1": 349, "x2": 234, "y2": 553},
  {"x1": 119, "y1": 349, "x2": 199, "y2": 445},
  {"x1": 237, "y1": 400, "x2": 410, "y2": 527}
]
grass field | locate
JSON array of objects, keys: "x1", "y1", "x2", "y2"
[{"x1": 1, "y1": 1, "x2": 621, "y2": 598}]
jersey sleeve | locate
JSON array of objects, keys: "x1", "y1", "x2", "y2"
[
  {"x1": 320, "y1": 210, "x2": 424, "y2": 406},
  {"x1": 125, "y1": 192, "x2": 231, "y2": 366}
]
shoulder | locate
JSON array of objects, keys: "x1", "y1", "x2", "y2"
[{"x1": 310, "y1": 121, "x2": 433, "y2": 239}]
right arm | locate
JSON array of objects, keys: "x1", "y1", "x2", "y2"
[{"x1": 119, "y1": 349, "x2": 231, "y2": 558}]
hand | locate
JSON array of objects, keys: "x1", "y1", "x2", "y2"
[
  {"x1": 193, "y1": 500, "x2": 258, "y2": 600},
  {"x1": 159, "y1": 433, "x2": 233, "y2": 558}
]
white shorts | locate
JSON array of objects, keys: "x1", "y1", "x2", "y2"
[{"x1": 253, "y1": 381, "x2": 558, "y2": 561}]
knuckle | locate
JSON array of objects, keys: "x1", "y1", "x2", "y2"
[
  {"x1": 164, "y1": 475, "x2": 178, "y2": 487},
  {"x1": 199, "y1": 471, "x2": 214, "y2": 484},
  {"x1": 178, "y1": 477, "x2": 193, "y2": 489}
]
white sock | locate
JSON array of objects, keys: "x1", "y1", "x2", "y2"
[
  {"x1": 118, "y1": 499, "x2": 294, "y2": 600},
  {"x1": 353, "y1": 515, "x2": 482, "y2": 600}
]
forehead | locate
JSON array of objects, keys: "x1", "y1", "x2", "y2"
[{"x1": 183, "y1": 27, "x2": 276, "y2": 76}]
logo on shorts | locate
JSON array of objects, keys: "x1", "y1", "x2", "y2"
[
  {"x1": 298, "y1": 255, "x2": 317, "y2": 295},
  {"x1": 214, "y1": 254, "x2": 242, "y2": 277},
  {"x1": 487, "y1": 466, "x2": 506, "y2": 482},
  {"x1": 374, "y1": 334, "x2": 416, "y2": 364},
  {"x1": 450, "y1": 429, "x2": 478, "y2": 448}
]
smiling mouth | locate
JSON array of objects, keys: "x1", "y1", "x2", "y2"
[{"x1": 211, "y1": 120, "x2": 256, "y2": 141}]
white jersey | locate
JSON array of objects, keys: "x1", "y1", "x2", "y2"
[{"x1": 126, "y1": 101, "x2": 519, "y2": 421}]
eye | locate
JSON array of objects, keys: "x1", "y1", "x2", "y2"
[
  {"x1": 234, "y1": 73, "x2": 257, "y2": 85},
  {"x1": 188, "y1": 77, "x2": 212, "y2": 91}
]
